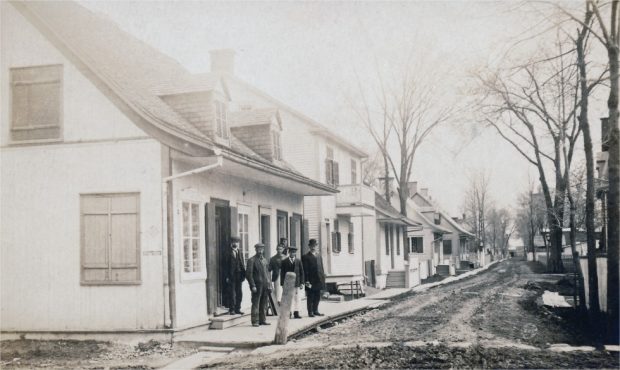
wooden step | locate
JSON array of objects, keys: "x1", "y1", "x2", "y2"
[{"x1": 209, "y1": 313, "x2": 250, "y2": 330}]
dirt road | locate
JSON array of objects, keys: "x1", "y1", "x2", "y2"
[{"x1": 205, "y1": 259, "x2": 619, "y2": 369}]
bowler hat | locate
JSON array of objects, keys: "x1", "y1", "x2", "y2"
[
  {"x1": 287, "y1": 246, "x2": 298, "y2": 251},
  {"x1": 254, "y1": 243, "x2": 265, "y2": 249},
  {"x1": 279, "y1": 237, "x2": 288, "y2": 243},
  {"x1": 230, "y1": 236, "x2": 241, "y2": 242},
  {"x1": 308, "y1": 239, "x2": 318, "y2": 247}
]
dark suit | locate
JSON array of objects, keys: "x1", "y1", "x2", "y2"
[
  {"x1": 223, "y1": 247, "x2": 245, "y2": 313},
  {"x1": 302, "y1": 251, "x2": 325, "y2": 315},
  {"x1": 280, "y1": 257, "x2": 305, "y2": 288},
  {"x1": 246, "y1": 254, "x2": 272, "y2": 324}
]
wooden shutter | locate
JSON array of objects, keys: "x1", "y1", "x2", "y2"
[
  {"x1": 336, "y1": 232, "x2": 342, "y2": 252},
  {"x1": 331, "y1": 232, "x2": 339, "y2": 253},
  {"x1": 230, "y1": 206, "x2": 238, "y2": 240},
  {"x1": 302, "y1": 219, "x2": 309, "y2": 255},
  {"x1": 11, "y1": 65, "x2": 62, "y2": 142},
  {"x1": 81, "y1": 194, "x2": 139, "y2": 284},
  {"x1": 333, "y1": 161, "x2": 340, "y2": 186},
  {"x1": 82, "y1": 196, "x2": 109, "y2": 283},
  {"x1": 325, "y1": 159, "x2": 333, "y2": 185},
  {"x1": 205, "y1": 202, "x2": 217, "y2": 314}
]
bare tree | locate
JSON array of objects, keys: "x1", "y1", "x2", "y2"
[
  {"x1": 351, "y1": 61, "x2": 452, "y2": 216},
  {"x1": 462, "y1": 172, "x2": 491, "y2": 257},
  {"x1": 475, "y1": 34, "x2": 585, "y2": 273},
  {"x1": 516, "y1": 184, "x2": 548, "y2": 261}
]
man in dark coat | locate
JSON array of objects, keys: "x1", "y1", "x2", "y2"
[
  {"x1": 246, "y1": 243, "x2": 272, "y2": 327},
  {"x1": 280, "y1": 246, "x2": 305, "y2": 319},
  {"x1": 223, "y1": 236, "x2": 245, "y2": 315},
  {"x1": 269, "y1": 243, "x2": 286, "y2": 305},
  {"x1": 302, "y1": 239, "x2": 326, "y2": 317}
]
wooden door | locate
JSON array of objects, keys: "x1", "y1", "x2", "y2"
[
  {"x1": 215, "y1": 205, "x2": 231, "y2": 309},
  {"x1": 260, "y1": 214, "x2": 271, "y2": 256}
]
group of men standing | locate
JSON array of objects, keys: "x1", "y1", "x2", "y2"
[{"x1": 224, "y1": 237, "x2": 326, "y2": 327}]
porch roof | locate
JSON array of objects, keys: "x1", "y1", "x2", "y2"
[
  {"x1": 374, "y1": 192, "x2": 419, "y2": 226},
  {"x1": 172, "y1": 151, "x2": 337, "y2": 196}
]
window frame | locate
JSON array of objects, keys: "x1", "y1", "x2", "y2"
[
  {"x1": 350, "y1": 158, "x2": 357, "y2": 185},
  {"x1": 214, "y1": 100, "x2": 228, "y2": 139},
  {"x1": 80, "y1": 192, "x2": 141, "y2": 286},
  {"x1": 273, "y1": 131, "x2": 282, "y2": 160},
  {"x1": 178, "y1": 192, "x2": 207, "y2": 282},
  {"x1": 443, "y1": 239, "x2": 453, "y2": 255},
  {"x1": 10, "y1": 64, "x2": 64, "y2": 144},
  {"x1": 409, "y1": 236, "x2": 424, "y2": 254},
  {"x1": 238, "y1": 209, "x2": 250, "y2": 263}
]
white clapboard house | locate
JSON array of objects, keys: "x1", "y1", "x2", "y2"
[{"x1": 1, "y1": 1, "x2": 337, "y2": 337}]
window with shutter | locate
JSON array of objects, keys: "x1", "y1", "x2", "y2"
[
  {"x1": 10, "y1": 65, "x2": 63, "y2": 142},
  {"x1": 81, "y1": 193, "x2": 140, "y2": 285}
]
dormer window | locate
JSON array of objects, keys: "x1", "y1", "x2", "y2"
[
  {"x1": 273, "y1": 131, "x2": 282, "y2": 160},
  {"x1": 214, "y1": 100, "x2": 228, "y2": 139}
]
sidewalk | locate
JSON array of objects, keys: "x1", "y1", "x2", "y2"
[
  {"x1": 173, "y1": 297, "x2": 389, "y2": 348},
  {"x1": 173, "y1": 260, "x2": 501, "y2": 349}
]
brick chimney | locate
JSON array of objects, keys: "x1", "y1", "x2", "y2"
[
  {"x1": 407, "y1": 182, "x2": 418, "y2": 197},
  {"x1": 210, "y1": 49, "x2": 235, "y2": 75}
]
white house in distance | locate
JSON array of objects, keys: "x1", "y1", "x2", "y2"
[
  {"x1": 1, "y1": 1, "x2": 336, "y2": 337},
  {"x1": 404, "y1": 189, "x2": 453, "y2": 279},
  {"x1": 195, "y1": 51, "x2": 372, "y2": 295},
  {"x1": 409, "y1": 184, "x2": 476, "y2": 275}
]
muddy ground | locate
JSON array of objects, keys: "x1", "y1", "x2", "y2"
[
  {"x1": 0, "y1": 338, "x2": 195, "y2": 369},
  {"x1": 2, "y1": 259, "x2": 617, "y2": 369},
  {"x1": 204, "y1": 259, "x2": 619, "y2": 369}
]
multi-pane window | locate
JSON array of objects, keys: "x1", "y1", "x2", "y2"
[
  {"x1": 215, "y1": 100, "x2": 228, "y2": 139},
  {"x1": 238, "y1": 213, "x2": 250, "y2": 262},
  {"x1": 277, "y1": 210, "x2": 288, "y2": 242},
  {"x1": 409, "y1": 237, "x2": 424, "y2": 253},
  {"x1": 11, "y1": 65, "x2": 63, "y2": 142},
  {"x1": 443, "y1": 239, "x2": 453, "y2": 255},
  {"x1": 81, "y1": 193, "x2": 140, "y2": 285},
  {"x1": 348, "y1": 221, "x2": 355, "y2": 254},
  {"x1": 325, "y1": 146, "x2": 339, "y2": 186},
  {"x1": 351, "y1": 159, "x2": 357, "y2": 185},
  {"x1": 182, "y1": 202, "x2": 202, "y2": 274},
  {"x1": 290, "y1": 215, "x2": 301, "y2": 250},
  {"x1": 273, "y1": 131, "x2": 282, "y2": 160}
]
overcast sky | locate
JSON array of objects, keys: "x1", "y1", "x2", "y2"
[{"x1": 81, "y1": 0, "x2": 606, "y2": 216}]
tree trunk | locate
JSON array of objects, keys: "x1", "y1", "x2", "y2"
[
  {"x1": 577, "y1": 26, "x2": 601, "y2": 314},
  {"x1": 606, "y1": 42, "x2": 619, "y2": 344},
  {"x1": 383, "y1": 154, "x2": 390, "y2": 203}
]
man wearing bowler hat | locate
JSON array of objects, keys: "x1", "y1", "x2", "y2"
[
  {"x1": 246, "y1": 243, "x2": 272, "y2": 326},
  {"x1": 302, "y1": 239, "x2": 326, "y2": 317},
  {"x1": 280, "y1": 245, "x2": 305, "y2": 319},
  {"x1": 223, "y1": 236, "x2": 245, "y2": 315}
]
